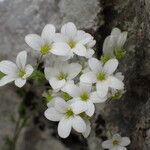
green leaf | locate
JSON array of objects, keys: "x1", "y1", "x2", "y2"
[
  {"x1": 0, "y1": 71, "x2": 5, "y2": 79},
  {"x1": 61, "y1": 92, "x2": 72, "y2": 101},
  {"x1": 29, "y1": 69, "x2": 45, "y2": 82},
  {"x1": 114, "y1": 48, "x2": 126, "y2": 60}
]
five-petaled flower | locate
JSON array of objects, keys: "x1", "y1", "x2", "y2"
[
  {"x1": 44, "y1": 97, "x2": 87, "y2": 138},
  {"x1": 54, "y1": 22, "x2": 95, "y2": 58},
  {"x1": 102, "y1": 134, "x2": 130, "y2": 150},
  {"x1": 25, "y1": 24, "x2": 70, "y2": 56},
  {"x1": 44, "y1": 62, "x2": 82, "y2": 91},
  {"x1": 63, "y1": 82, "x2": 106, "y2": 117},
  {"x1": 0, "y1": 51, "x2": 33, "y2": 87},
  {"x1": 80, "y1": 58, "x2": 124, "y2": 98}
]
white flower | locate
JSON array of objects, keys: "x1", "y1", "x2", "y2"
[
  {"x1": 44, "y1": 62, "x2": 82, "y2": 91},
  {"x1": 54, "y1": 22, "x2": 95, "y2": 58},
  {"x1": 0, "y1": 51, "x2": 33, "y2": 88},
  {"x1": 103, "y1": 28, "x2": 127, "y2": 57},
  {"x1": 25, "y1": 24, "x2": 70, "y2": 56},
  {"x1": 80, "y1": 58, "x2": 124, "y2": 98},
  {"x1": 44, "y1": 97, "x2": 87, "y2": 138},
  {"x1": 102, "y1": 134, "x2": 130, "y2": 150},
  {"x1": 63, "y1": 82, "x2": 106, "y2": 117}
]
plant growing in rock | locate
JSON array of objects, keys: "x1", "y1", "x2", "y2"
[{"x1": 0, "y1": 22, "x2": 130, "y2": 149}]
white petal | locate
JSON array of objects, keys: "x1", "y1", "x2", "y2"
[
  {"x1": 15, "y1": 78, "x2": 26, "y2": 88},
  {"x1": 67, "y1": 63, "x2": 82, "y2": 80},
  {"x1": 61, "y1": 22, "x2": 77, "y2": 38},
  {"x1": 25, "y1": 34, "x2": 43, "y2": 51},
  {"x1": 16, "y1": 51, "x2": 27, "y2": 69},
  {"x1": 0, "y1": 75, "x2": 16, "y2": 86},
  {"x1": 24, "y1": 64, "x2": 33, "y2": 78},
  {"x1": 111, "y1": 28, "x2": 121, "y2": 36},
  {"x1": 0, "y1": 60, "x2": 17, "y2": 75},
  {"x1": 44, "y1": 67, "x2": 59, "y2": 80},
  {"x1": 54, "y1": 33, "x2": 68, "y2": 42},
  {"x1": 102, "y1": 36, "x2": 115, "y2": 55},
  {"x1": 96, "y1": 82, "x2": 109, "y2": 98},
  {"x1": 115, "y1": 72, "x2": 124, "y2": 81},
  {"x1": 58, "y1": 117, "x2": 72, "y2": 138},
  {"x1": 47, "y1": 99, "x2": 55, "y2": 108},
  {"x1": 85, "y1": 49, "x2": 95, "y2": 58},
  {"x1": 120, "y1": 137, "x2": 131, "y2": 146},
  {"x1": 103, "y1": 59, "x2": 118, "y2": 75},
  {"x1": 90, "y1": 92, "x2": 107, "y2": 103},
  {"x1": 82, "y1": 121, "x2": 91, "y2": 138},
  {"x1": 62, "y1": 82, "x2": 79, "y2": 97},
  {"x1": 102, "y1": 140, "x2": 113, "y2": 149},
  {"x1": 70, "y1": 100, "x2": 87, "y2": 115},
  {"x1": 79, "y1": 82, "x2": 92, "y2": 93},
  {"x1": 49, "y1": 77, "x2": 66, "y2": 90},
  {"x1": 108, "y1": 76, "x2": 124, "y2": 90},
  {"x1": 80, "y1": 72, "x2": 97, "y2": 84},
  {"x1": 88, "y1": 58, "x2": 102, "y2": 73},
  {"x1": 54, "y1": 97, "x2": 69, "y2": 113},
  {"x1": 72, "y1": 116, "x2": 86, "y2": 133},
  {"x1": 41, "y1": 24, "x2": 55, "y2": 42},
  {"x1": 44, "y1": 107, "x2": 63, "y2": 121},
  {"x1": 51, "y1": 42, "x2": 70, "y2": 56},
  {"x1": 72, "y1": 44, "x2": 87, "y2": 56},
  {"x1": 117, "y1": 32, "x2": 127, "y2": 48},
  {"x1": 111, "y1": 146, "x2": 127, "y2": 150},
  {"x1": 85, "y1": 102, "x2": 95, "y2": 117}
]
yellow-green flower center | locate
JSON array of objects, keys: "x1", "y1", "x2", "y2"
[
  {"x1": 18, "y1": 69, "x2": 26, "y2": 78},
  {"x1": 57, "y1": 72, "x2": 68, "y2": 80},
  {"x1": 68, "y1": 40, "x2": 76, "y2": 48},
  {"x1": 80, "y1": 92, "x2": 89, "y2": 101},
  {"x1": 112, "y1": 139, "x2": 119, "y2": 145},
  {"x1": 97, "y1": 72, "x2": 106, "y2": 81},
  {"x1": 65, "y1": 108, "x2": 74, "y2": 118},
  {"x1": 40, "y1": 44, "x2": 51, "y2": 55}
]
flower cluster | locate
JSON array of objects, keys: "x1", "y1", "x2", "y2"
[{"x1": 0, "y1": 22, "x2": 130, "y2": 147}]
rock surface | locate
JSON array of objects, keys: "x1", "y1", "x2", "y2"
[{"x1": 0, "y1": 0, "x2": 150, "y2": 150}]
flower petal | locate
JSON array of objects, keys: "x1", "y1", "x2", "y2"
[
  {"x1": 44, "y1": 107, "x2": 63, "y2": 121},
  {"x1": 67, "y1": 63, "x2": 82, "y2": 80},
  {"x1": 41, "y1": 24, "x2": 55, "y2": 43},
  {"x1": 58, "y1": 117, "x2": 72, "y2": 138},
  {"x1": 0, "y1": 75, "x2": 16, "y2": 86},
  {"x1": 111, "y1": 28, "x2": 121, "y2": 36},
  {"x1": 0, "y1": 60, "x2": 17, "y2": 75},
  {"x1": 111, "y1": 146, "x2": 127, "y2": 150},
  {"x1": 108, "y1": 76, "x2": 124, "y2": 90},
  {"x1": 85, "y1": 49, "x2": 95, "y2": 58},
  {"x1": 44, "y1": 67, "x2": 59, "y2": 80},
  {"x1": 72, "y1": 43, "x2": 87, "y2": 56},
  {"x1": 103, "y1": 59, "x2": 118, "y2": 75},
  {"x1": 49, "y1": 77, "x2": 66, "y2": 90},
  {"x1": 80, "y1": 72, "x2": 97, "y2": 84},
  {"x1": 117, "y1": 32, "x2": 128, "y2": 48},
  {"x1": 120, "y1": 137, "x2": 131, "y2": 146},
  {"x1": 16, "y1": 51, "x2": 27, "y2": 69},
  {"x1": 70, "y1": 100, "x2": 87, "y2": 115},
  {"x1": 82, "y1": 120, "x2": 91, "y2": 138},
  {"x1": 15, "y1": 78, "x2": 26, "y2": 88},
  {"x1": 102, "y1": 36, "x2": 115, "y2": 55},
  {"x1": 88, "y1": 58, "x2": 102, "y2": 73},
  {"x1": 25, "y1": 34, "x2": 43, "y2": 51},
  {"x1": 54, "y1": 97, "x2": 69, "y2": 113},
  {"x1": 102, "y1": 140, "x2": 113, "y2": 149},
  {"x1": 72, "y1": 116, "x2": 86, "y2": 133},
  {"x1": 61, "y1": 22, "x2": 77, "y2": 38},
  {"x1": 24, "y1": 64, "x2": 34, "y2": 78},
  {"x1": 51, "y1": 42, "x2": 70, "y2": 56},
  {"x1": 85, "y1": 102, "x2": 95, "y2": 117},
  {"x1": 62, "y1": 82, "x2": 79, "y2": 97},
  {"x1": 96, "y1": 82, "x2": 109, "y2": 98},
  {"x1": 90, "y1": 91, "x2": 107, "y2": 103}
]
